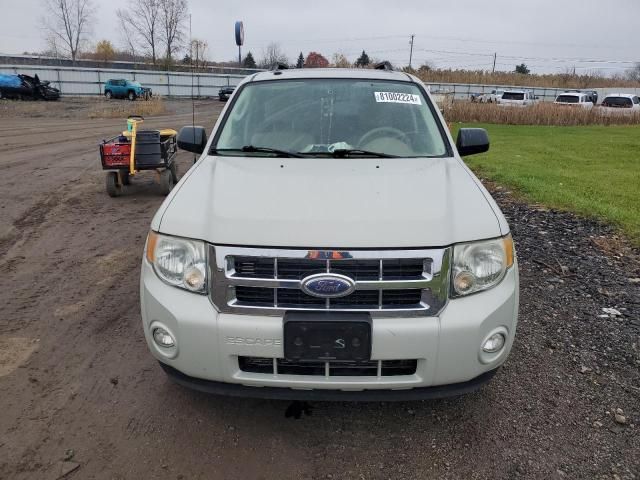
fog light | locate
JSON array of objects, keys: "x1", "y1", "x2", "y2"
[
  {"x1": 152, "y1": 327, "x2": 175, "y2": 348},
  {"x1": 482, "y1": 333, "x2": 506, "y2": 353}
]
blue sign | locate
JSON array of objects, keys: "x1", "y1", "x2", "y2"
[{"x1": 235, "y1": 21, "x2": 244, "y2": 46}]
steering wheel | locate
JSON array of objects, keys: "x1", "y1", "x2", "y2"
[{"x1": 358, "y1": 127, "x2": 409, "y2": 148}]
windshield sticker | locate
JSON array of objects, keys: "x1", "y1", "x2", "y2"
[{"x1": 374, "y1": 92, "x2": 422, "y2": 105}]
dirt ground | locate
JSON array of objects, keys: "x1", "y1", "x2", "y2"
[{"x1": 0, "y1": 98, "x2": 638, "y2": 480}]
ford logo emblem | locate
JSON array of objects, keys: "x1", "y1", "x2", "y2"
[{"x1": 301, "y1": 273, "x2": 356, "y2": 298}]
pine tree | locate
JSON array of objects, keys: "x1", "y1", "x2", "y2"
[
  {"x1": 355, "y1": 50, "x2": 370, "y2": 68},
  {"x1": 243, "y1": 52, "x2": 257, "y2": 69},
  {"x1": 296, "y1": 52, "x2": 305, "y2": 68}
]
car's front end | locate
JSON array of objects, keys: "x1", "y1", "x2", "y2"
[
  {"x1": 141, "y1": 70, "x2": 519, "y2": 400},
  {"x1": 218, "y1": 86, "x2": 235, "y2": 101}
]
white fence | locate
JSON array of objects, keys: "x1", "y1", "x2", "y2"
[
  {"x1": 2, "y1": 63, "x2": 639, "y2": 102},
  {"x1": 0, "y1": 64, "x2": 253, "y2": 97}
]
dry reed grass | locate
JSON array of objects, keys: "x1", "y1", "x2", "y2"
[
  {"x1": 441, "y1": 102, "x2": 640, "y2": 126},
  {"x1": 88, "y1": 96, "x2": 167, "y2": 119}
]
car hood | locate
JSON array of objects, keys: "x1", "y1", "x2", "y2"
[{"x1": 156, "y1": 155, "x2": 506, "y2": 248}]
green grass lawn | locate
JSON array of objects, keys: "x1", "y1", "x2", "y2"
[{"x1": 452, "y1": 124, "x2": 640, "y2": 245}]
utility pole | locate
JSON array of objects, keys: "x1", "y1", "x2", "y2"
[
  {"x1": 409, "y1": 34, "x2": 415, "y2": 69},
  {"x1": 492, "y1": 52, "x2": 497, "y2": 73}
]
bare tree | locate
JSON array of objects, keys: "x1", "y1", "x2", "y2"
[
  {"x1": 190, "y1": 39, "x2": 208, "y2": 70},
  {"x1": 627, "y1": 63, "x2": 640, "y2": 83},
  {"x1": 259, "y1": 43, "x2": 289, "y2": 69},
  {"x1": 117, "y1": 10, "x2": 138, "y2": 63},
  {"x1": 116, "y1": 0, "x2": 161, "y2": 65},
  {"x1": 41, "y1": 0, "x2": 94, "y2": 62},
  {"x1": 160, "y1": 0, "x2": 188, "y2": 66}
]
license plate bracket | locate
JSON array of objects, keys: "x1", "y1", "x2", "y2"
[{"x1": 284, "y1": 312, "x2": 372, "y2": 362}]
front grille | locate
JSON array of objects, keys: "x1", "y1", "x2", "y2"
[
  {"x1": 235, "y1": 287, "x2": 423, "y2": 309},
  {"x1": 238, "y1": 357, "x2": 418, "y2": 377},
  {"x1": 210, "y1": 246, "x2": 450, "y2": 317}
]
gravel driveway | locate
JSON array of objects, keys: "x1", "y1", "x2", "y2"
[{"x1": 0, "y1": 101, "x2": 638, "y2": 479}]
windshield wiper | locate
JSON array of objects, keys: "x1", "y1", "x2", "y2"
[
  {"x1": 211, "y1": 145, "x2": 304, "y2": 158},
  {"x1": 330, "y1": 148, "x2": 397, "y2": 158}
]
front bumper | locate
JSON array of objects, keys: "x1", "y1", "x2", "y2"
[{"x1": 140, "y1": 259, "x2": 519, "y2": 398}]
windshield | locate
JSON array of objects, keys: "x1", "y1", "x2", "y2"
[
  {"x1": 502, "y1": 92, "x2": 525, "y2": 100},
  {"x1": 214, "y1": 79, "x2": 448, "y2": 157},
  {"x1": 556, "y1": 95, "x2": 579, "y2": 103}
]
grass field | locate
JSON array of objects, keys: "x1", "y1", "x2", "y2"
[{"x1": 453, "y1": 124, "x2": 640, "y2": 244}]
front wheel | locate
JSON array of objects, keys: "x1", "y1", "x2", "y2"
[
  {"x1": 128, "y1": 91, "x2": 136, "y2": 101},
  {"x1": 106, "y1": 172, "x2": 122, "y2": 197},
  {"x1": 105, "y1": 91, "x2": 112, "y2": 100}
]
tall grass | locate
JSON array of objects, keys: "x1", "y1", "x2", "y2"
[
  {"x1": 88, "y1": 96, "x2": 166, "y2": 119},
  {"x1": 414, "y1": 69, "x2": 639, "y2": 89},
  {"x1": 442, "y1": 102, "x2": 640, "y2": 126}
]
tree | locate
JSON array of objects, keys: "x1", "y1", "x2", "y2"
[
  {"x1": 117, "y1": 10, "x2": 138, "y2": 63},
  {"x1": 95, "y1": 40, "x2": 115, "y2": 63},
  {"x1": 355, "y1": 50, "x2": 370, "y2": 68},
  {"x1": 189, "y1": 38, "x2": 208, "y2": 69},
  {"x1": 305, "y1": 52, "x2": 329, "y2": 68},
  {"x1": 332, "y1": 53, "x2": 351, "y2": 68},
  {"x1": 626, "y1": 63, "x2": 640, "y2": 83},
  {"x1": 116, "y1": 0, "x2": 161, "y2": 65},
  {"x1": 243, "y1": 52, "x2": 257, "y2": 69},
  {"x1": 259, "y1": 43, "x2": 288, "y2": 69},
  {"x1": 296, "y1": 52, "x2": 304, "y2": 68},
  {"x1": 41, "y1": 0, "x2": 94, "y2": 62},
  {"x1": 160, "y1": 0, "x2": 188, "y2": 65},
  {"x1": 515, "y1": 63, "x2": 530, "y2": 75}
]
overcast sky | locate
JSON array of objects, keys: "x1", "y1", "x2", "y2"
[{"x1": 1, "y1": 0, "x2": 638, "y2": 74}]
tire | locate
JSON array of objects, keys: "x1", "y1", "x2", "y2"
[
  {"x1": 106, "y1": 172, "x2": 122, "y2": 197},
  {"x1": 121, "y1": 171, "x2": 131, "y2": 185},
  {"x1": 159, "y1": 169, "x2": 174, "y2": 195},
  {"x1": 0, "y1": 89, "x2": 4, "y2": 100},
  {"x1": 128, "y1": 91, "x2": 136, "y2": 101},
  {"x1": 105, "y1": 91, "x2": 112, "y2": 100},
  {"x1": 170, "y1": 162, "x2": 179, "y2": 183}
]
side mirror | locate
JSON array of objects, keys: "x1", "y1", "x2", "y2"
[
  {"x1": 456, "y1": 128, "x2": 490, "y2": 157},
  {"x1": 177, "y1": 126, "x2": 207, "y2": 154}
]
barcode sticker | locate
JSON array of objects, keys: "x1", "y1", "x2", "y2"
[{"x1": 374, "y1": 92, "x2": 422, "y2": 105}]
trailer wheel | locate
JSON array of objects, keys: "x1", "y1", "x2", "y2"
[
  {"x1": 159, "y1": 169, "x2": 174, "y2": 195},
  {"x1": 106, "y1": 172, "x2": 122, "y2": 197},
  {"x1": 128, "y1": 91, "x2": 136, "y2": 101}
]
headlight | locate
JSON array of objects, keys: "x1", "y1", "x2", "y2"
[
  {"x1": 451, "y1": 234, "x2": 514, "y2": 297},
  {"x1": 146, "y1": 231, "x2": 207, "y2": 293}
]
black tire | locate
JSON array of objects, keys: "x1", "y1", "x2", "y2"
[
  {"x1": 121, "y1": 171, "x2": 131, "y2": 185},
  {"x1": 0, "y1": 89, "x2": 4, "y2": 100},
  {"x1": 105, "y1": 90, "x2": 112, "y2": 100},
  {"x1": 159, "y1": 169, "x2": 174, "y2": 195},
  {"x1": 106, "y1": 172, "x2": 122, "y2": 197},
  {"x1": 128, "y1": 91, "x2": 136, "y2": 101},
  {"x1": 170, "y1": 162, "x2": 179, "y2": 183}
]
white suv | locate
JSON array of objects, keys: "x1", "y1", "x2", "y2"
[
  {"x1": 141, "y1": 68, "x2": 519, "y2": 401},
  {"x1": 554, "y1": 92, "x2": 594, "y2": 109},
  {"x1": 498, "y1": 90, "x2": 537, "y2": 107},
  {"x1": 601, "y1": 93, "x2": 640, "y2": 112}
]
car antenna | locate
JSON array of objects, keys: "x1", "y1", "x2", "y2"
[{"x1": 189, "y1": 14, "x2": 196, "y2": 164}]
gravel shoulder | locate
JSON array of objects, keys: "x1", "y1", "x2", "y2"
[{"x1": 0, "y1": 101, "x2": 638, "y2": 480}]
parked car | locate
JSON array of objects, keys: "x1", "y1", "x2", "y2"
[
  {"x1": 554, "y1": 92, "x2": 594, "y2": 109},
  {"x1": 218, "y1": 85, "x2": 236, "y2": 101},
  {"x1": 563, "y1": 89, "x2": 598, "y2": 105},
  {"x1": 474, "y1": 89, "x2": 505, "y2": 104},
  {"x1": 103, "y1": 79, "x2": 152, "y2": 101},
  {"x1": 141, "y1": 68, "x2": 519, "y2": 401},
  {"x1": 498, "y1": 90, "x2": 537, "y2": 107},
  {"x1": 600, "y1": 94, "x2": 640, "y2": 111},
  {"x1": 0, "y1": 73, "x2": 60, "y2": 100}
]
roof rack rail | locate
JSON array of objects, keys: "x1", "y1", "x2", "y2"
[{"x1": 374, "y1": 61, "x2": 394, "y2": 71}]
